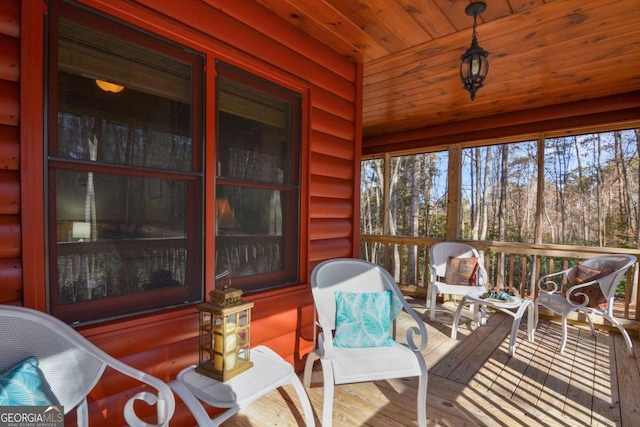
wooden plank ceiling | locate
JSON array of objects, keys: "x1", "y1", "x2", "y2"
[{"x1": 249, "y1": 0, "x2": 640, "y2": 139}]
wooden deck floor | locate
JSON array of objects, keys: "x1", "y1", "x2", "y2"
[{"x1": 194, "y1": 299, "x2": 640, "y2": 426}]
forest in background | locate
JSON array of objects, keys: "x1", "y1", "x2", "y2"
[{"x1": 361, "y1": 128, "x2": 640, "y2": 250}]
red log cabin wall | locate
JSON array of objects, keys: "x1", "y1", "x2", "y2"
[
  {"x1": 0, "y1": 2, "x2": 20, "y2": 305},
  {"x1": 2, "y1": 0, "x2": 361, "y2": 425}
]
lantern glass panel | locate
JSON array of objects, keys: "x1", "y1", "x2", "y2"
[{"x1": 196, "y1": 300, "x2": 254, "y2": 381}]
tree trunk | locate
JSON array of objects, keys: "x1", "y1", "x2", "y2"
[
  {"x1": 496, "y1": 145, "x2": 508, "y2": 287},
  {"x1": 388, "y1": 158, "x2": 401, "y2": 281},
  {"x1": 408, "y1": 155, "x2": 420, "y2": 284},
  {"x1": 480, "y1": 147, "x2": 491, "y2": 240}
]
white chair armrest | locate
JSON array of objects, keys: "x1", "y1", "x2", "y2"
[
  {"x1": 537, "y1": 270, "x2": 568, "y2": 293},
  {"x1": 317, "y1": 328, "x2": 334, "y2": 360},
  {"x1": 564, "y1": 279, "x2": 601, "y2": 308},
  {"x1": 402, "y1": 308, "x2": 428, "y2": 352},
  {"x1": 124, "y1": 391, "x2": 170, "y2": 427}
]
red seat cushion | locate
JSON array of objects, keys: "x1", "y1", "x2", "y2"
[{"x1": 569, "y1": 263, "x2": 607, "y2": 308}]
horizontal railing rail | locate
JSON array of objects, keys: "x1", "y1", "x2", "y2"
[{"x1": 360, "y1": 234, "x2": 640, "y2": 330}]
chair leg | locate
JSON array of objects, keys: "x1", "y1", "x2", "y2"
[
  {"x1": 533, "y1": 301, "x2": 540, "y2": 341},
  {"x1": 605, "y1": 315, "x2": 634, "y2": 355},
  {"x1": 584, "y1": 311, "x2": 597, "y2": 337},
  {"x1": 416, "y1": 360, "x2": 428, "y2": 427},
  {"x1": 559, "y1": 315, "x2": 569, "y2": 353},
  {"x1": 429, "y1": 286, "x2": 437, "y2": 321},
  {"x1": 303, "y1": 350, "x2": 320, "y2": 387},
  {"x1": 320, "y1": 359, "x2": 335, "y2": 427}
]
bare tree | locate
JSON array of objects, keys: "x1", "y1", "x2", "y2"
[
  {"x1": 480, "y1": 147, "x2": 491, "y2": 240},
  {"x1": 470, "y1": 148, "x2": 479, "y2": 239},
  {"x1": 496, "y1": 145, "x2": 508, "y2": 286},
  {"x1": 388, "y1": 157, "x2": 401, "y2": 280},
  {"x1": 408, "y1": 155, "x2": 420, "y2": 284}
]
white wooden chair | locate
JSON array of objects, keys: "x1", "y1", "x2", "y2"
[
  {"x1": 427, "y1": 242, "x2": 488, "y2": 321},
  {"x1": 534, "y1": 254, "x2": 636, "y2": 354},
  {"x1": 302, "y1": 258, "x2": 428, "y2": 427},
  {"x1": 0, "y1": 305, "x2": 174, "y2": 426}
]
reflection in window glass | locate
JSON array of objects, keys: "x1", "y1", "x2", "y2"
[
  {"x1": 57, "y1": 113, "x2": 193, "y2": 171},
  {"x1": 216, "y1": 185, "x2": 285, "y2": 276},
  {"x1": 49, "y1": 1, "x2": 203, "y2": 324},
  {"x1": 216, "y1": 63, "x2": 301, "y2": 293},
  {"x1": 460, "y1": 141, "x2": 538, "y2": 242}
]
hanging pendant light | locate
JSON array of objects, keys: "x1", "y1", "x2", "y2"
[{"x1": 460, "y1": 2, "x2": 489, "y2": 101}]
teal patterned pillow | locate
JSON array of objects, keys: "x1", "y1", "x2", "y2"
[
  {"x1": 0, "y1": 357, "x2": 53, "y2": 406},
  {"x1": 333, "y1": 290, "x2": 395, "y2": 348}
]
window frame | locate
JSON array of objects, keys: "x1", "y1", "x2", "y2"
[
  {"x1": 46, "y1": 0, "x2": 205, "y2": 324},
  {"x1": 214, "y1": 62, "x2": 302, "y2": 294}
]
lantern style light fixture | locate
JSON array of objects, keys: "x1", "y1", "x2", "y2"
[
  {"x1": 196, "y1": 273, "x2": 254, "y2": 381},
  {"x1": 460, "y1": 2, "x2": 489, "y2": 101}
]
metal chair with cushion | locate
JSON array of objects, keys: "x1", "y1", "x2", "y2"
[
  {"x1": 427, "y1": 242, "x2": 489, "y2": 321},
  {"x1": 534, "y1": 254, "x2": 636, "y2": 354},
  {"x1": 302, "y1": 258, "x2": 428, "y2": 427},
  {"x1": 0, "y1": 305, "x2": 174, "y2": 426}
]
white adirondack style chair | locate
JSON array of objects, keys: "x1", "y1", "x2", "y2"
[
  {"x1": 302, "y1": 258, "x2": 428, "y2": 427},
  {"x1": 0, "y1": 305, "x2": 174, "y2": 426}
]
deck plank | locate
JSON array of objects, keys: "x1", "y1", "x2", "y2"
[
  {"x1": 198, "y1": 300, "x2": 640, "y2": 427},
  {"x1": 592, "y1": 330, "x2": 619, "y2": 426},
  {"x1": 564, "y1": 328, "x2": 597, "y2": 425},
  {"x1": 509, "y1": 321, "x2": 550, "y2": 407},
  {"x1": 615, "y1": 333, "x2": 640, "y2": 427}
]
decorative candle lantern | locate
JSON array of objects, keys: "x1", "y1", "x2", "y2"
[{"x1": 196, "y1": 277, "x2": 253, "y2": 381}]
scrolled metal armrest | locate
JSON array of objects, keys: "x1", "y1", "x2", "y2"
[
  {"x1": 124, "y1": 391, "x2": 172, "y2": 427},
  {"x1": 564, "y1": 280, "x2": 598, "y2": 308},
  {"x1": 538, "y1": 279, "x2": 560, "y2": 293},
  {"x1": 537, "y1": 270, "x2": 567, "y2": 293},
  {"x1": 404, "y1": 325, "x2": 427, "y2": 352}
]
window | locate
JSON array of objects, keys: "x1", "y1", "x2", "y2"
[
  {"x1": 362, "y1": 127, "x2": 640, "y2": 248},
  {"x1": 215, "y1": 63, "x2": 301, "y2": 293},
  {"x1": 361, "y1": 158, "x2": 385, "y2": 234},
  {"x1": 460, "y1": 141, "x2": 538, "y2": 242},
  {"x1": 360, "y1": 152, "x2": 448, "y2": 237},
  {"x1": 543, "y1": 130, "x2": 639, "y2": 247},
  {"x1": 48, "y1": 1, "x2": 204, "y2": 324}
]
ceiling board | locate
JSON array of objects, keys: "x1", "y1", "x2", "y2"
[{"x1": 248, "y1": 0, "x2": 640, "y2": 140}]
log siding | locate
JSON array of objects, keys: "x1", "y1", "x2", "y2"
[{"x1": 5, "y1": 1, "x2": 360, "y2": 425}]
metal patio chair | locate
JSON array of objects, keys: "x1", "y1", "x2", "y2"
[
  {"x1": 302, "y1": 258, "x2": 428, "y2": 427},
  {"x1": 534, "y1": 254, "x2": 636, "y2": 354},
  {"x1": 0, "y1": 305, "x2": 174, "y2": 426}
]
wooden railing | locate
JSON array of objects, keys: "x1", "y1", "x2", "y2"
[{"x1": 360, "y1": 234, "x2": 640, "y2": 330}]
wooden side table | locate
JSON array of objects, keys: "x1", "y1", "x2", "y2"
[
  {"x1": 451, "y1": 292, "x2": 534, "y2": 356},
  {"x1": 169, "y1": 345, "x2": 315, "y2": 426}
]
